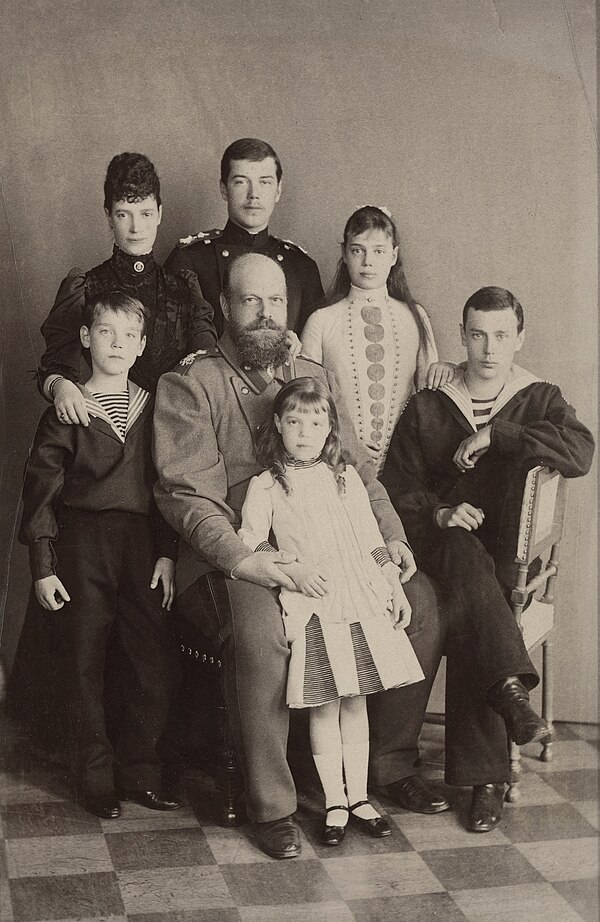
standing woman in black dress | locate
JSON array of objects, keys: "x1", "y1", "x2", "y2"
[
  {"x1": 9, "y1": 152, "x2": 216, "y2": 758},
  {"x1": 40, "y1": 151, "x2": 215, "y2": 420}
]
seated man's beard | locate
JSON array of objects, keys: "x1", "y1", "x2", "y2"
[{"x1": 230, "y1": 318, "x2": 290, "y2": 368}]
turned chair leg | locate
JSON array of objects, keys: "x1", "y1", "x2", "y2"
[
  {"x1": 541, "y1": 638, "x2": 554, "y2": 762},
  {"x1": 216, "y1": 720, "x2": 245, "y2": 827}
]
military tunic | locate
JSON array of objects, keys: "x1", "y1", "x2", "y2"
[
  {"x1": 164, "y1": 220, "x2": 324, "y2": 336},
  {"x1": 152, "y1": 334, "x2": 442, "y2": 821}
]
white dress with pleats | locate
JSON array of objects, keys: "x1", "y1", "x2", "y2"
[{"x1": 239, "y1": 461, "x2": 424, "y2": 708}]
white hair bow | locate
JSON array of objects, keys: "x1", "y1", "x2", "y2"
[{"x1": 359, "y1": 204, "x2": 392, "y2": 218}]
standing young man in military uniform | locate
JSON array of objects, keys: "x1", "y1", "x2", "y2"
[
  {"x1": 164, "y1": 138, "x2": 324, "y2": 335},
  {"x1": 153, "y1": 253, "x2": 448, "y2": 860}
]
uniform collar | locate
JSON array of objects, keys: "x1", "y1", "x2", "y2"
[
  {"x1": 111, "y1": 245, "x2": 156, "y2": 277},
  {"x1": 223, "y1": 219, "x2": 270, "y2": 248}
]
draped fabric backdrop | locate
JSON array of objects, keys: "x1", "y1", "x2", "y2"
[{"x1": 1, "y1": 0, "x2": 596, "y2": 720}]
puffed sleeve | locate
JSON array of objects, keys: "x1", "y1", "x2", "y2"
[
  {"x1": 38, "y1": 268, "x2": 87, "y2": 391},
  {"x1": 178, "y1": 268, "x2": 217, "y2": 351},
  {"x1": 300, "y1": 309, "x2": 325, "y2": 364},
  {"x1": 413, "y1": 304, "x2": 439, "y2": 391}
]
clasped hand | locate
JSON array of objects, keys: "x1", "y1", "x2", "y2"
[{"x1": 453, "y1": 426, "x2": 491, "y2": 471}]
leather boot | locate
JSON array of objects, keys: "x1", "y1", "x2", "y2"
[
  {"x1": 467, "y1": 784, "x2": 504, "y2": 832},
  {"x1": 488, "y1": 676, "x2": 550, "y2": 746}
]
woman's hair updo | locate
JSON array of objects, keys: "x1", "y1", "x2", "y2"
[{"x1": 103, "y1": 152, "x2": 161, "y2": 211}]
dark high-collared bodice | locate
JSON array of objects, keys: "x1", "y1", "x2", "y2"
[{"x1": 39, "y1": 246, "x2": 216, "y2": 392}]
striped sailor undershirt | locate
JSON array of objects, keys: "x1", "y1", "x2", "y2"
[
  {"x1": 471, "y1": 395, "x2": 497, "y2": 430},
  {"x1": 91, "y1": 390, "x2": 129, "y2": 439}
]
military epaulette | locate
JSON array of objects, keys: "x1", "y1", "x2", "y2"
[
  {"x1": 297, "y1": 353, "x2": 323, "y2": 369},
  {"x1": 177, "y1": 228, "x2": 223, "y2": 247},
  {"x1": 273, "y1": 236, "x2": 309, "y2": 256},
  {"x1": 178, "y1": 346, "x2": 220, "y2": 369}
]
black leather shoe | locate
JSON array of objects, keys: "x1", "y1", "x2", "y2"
[
  {"x1": 467, "y1": 784, "x2": 504, "y2": 832},
  {"x1": 117, "y1": 789, "x2": 182, "y2": 811},
  {"x1": 84, "y1": 793, "x2": 121, "y2": 819},
  {"x1": 381, "y1": 775, "x2": 450, "y2": 814},
  {"x1": 322, "y1": 805, "x2": 349, "y2": 846},
  {"x1": 488, "y1": 676, "x2": 551, "y2": 746},
  {"x1": 349, "y1": 800, "x2": 391, "y2": 837},
  {"x1": 251, "y1": 815, "x2": 301, "y2": 859}
]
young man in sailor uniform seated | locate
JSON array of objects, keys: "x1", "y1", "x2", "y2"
[{"x1": 380, "y1": 286, "x2": 594, "y2": 833}]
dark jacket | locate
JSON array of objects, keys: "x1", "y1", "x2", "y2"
[
  {"x1": 380, "y1": 365, "x2": 594, "y2": 574},
  {"x1": 20, "y1": 382, "x2": 177, "y2": 580},
  {"x1": 165, "y1": 220, "x2": 324, "y2": 336}
]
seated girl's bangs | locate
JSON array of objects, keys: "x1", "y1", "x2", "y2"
[{"x1": 283, "y1": 393, "x2": 331, "y2": 418}]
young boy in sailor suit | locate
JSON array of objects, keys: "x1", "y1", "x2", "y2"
[
  {"x1": 380, "y1": 286, "x2": 594, "y2": 833},
  {"x1": 19, "y1": 291, "x2": 181, "y2": 819}
]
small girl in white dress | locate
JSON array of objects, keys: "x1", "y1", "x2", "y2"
[
  {"x1": 301, "y1": 205, "x2": 453, "y2": 472},
  {"x1": 239, "y1": 377, "x2": 424, "y2": 845}
]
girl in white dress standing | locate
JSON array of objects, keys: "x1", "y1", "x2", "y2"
[
  {"x1": 239, "y1": 377, "x2": 424, "y2": 845},
  {"x1": 301, "y1": 205, "x2": 453, "y2": 472}
]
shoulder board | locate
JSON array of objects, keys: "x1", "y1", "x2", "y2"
[
  {"x1": 178, "y1": 346, "x2": 220, "y2": 368},
  {"x1": 297, "y1": 353, "x2": 324, "y2": 368},
  {"x1": 178, "y1": 228, "x2": 223, "y2": 247},
  {"x1": 273, "y1": 236, "x2": 309, "y2": 256}
]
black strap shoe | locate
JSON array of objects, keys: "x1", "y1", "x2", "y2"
[
  {"x1": 84, "y1": 792, "x2": 121, "y2": 819},
  {"x1": 467, "y1": 784, "x2": 504, "y2": 832},
  {"x1": 322, "y1": 805, "x2": 349, "y2": 846},
  {"x1": 488, "y1": 676, "x2": 551, "y2": 746},
  {"x1": 117, "y1": 788, "x2": 182, "y2": 811},
  {"x1": 349, "y1": 800, "x2": 391, "y2": 837},
  {"x1": 380, "y1": 775, "x2": 450, "y2": 814},
  {"x1": 251, "y1": 815, "x2": 301, "y2": 859}
]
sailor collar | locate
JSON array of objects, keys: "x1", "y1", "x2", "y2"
[
  {"x1": 77, "y1": 380, "x2": 150, "y2": 441},
  {"x1": 439, "y1": 363, "x2": 541, "y2": 432}
]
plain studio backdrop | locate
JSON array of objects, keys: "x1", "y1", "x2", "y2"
[{"x1": 0, "y1": 0, "x2": 597, "y2": 720}]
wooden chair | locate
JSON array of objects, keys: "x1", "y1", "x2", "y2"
[
  {"x1": 506, "y1": 464, "x2": 567, "y2": 801},
  {"x1": 423, "y1": 465, "x2": 567, "y2": 799},
  {"x1": 165, "y1": 620, "x2": 244, "y2": 827}
]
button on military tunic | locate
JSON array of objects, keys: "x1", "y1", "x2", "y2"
[{"x1": 165, "y1": 220, "x2": 324, "y2": 336}]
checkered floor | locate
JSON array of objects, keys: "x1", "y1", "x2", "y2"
[{"x1": 0, "y1": 715, "x2": 597, "y2": 922}]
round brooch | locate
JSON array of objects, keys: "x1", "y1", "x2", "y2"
[{"x1": 133, "y1": 260, "x2": 144, "y2": 273}]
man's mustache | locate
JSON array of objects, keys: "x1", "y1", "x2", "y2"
[{"x1": 246, "y1": 317, "x2": 284, "y2": 332}]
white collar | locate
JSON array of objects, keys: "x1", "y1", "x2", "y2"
[
  {"x1": 439, "y1": 363, "x2": 541, "y2": 432},
  {"x1": 347, "y1": 284, "x2": 389, "y2": 304}
]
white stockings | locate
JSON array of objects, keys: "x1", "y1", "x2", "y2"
[{"x1": 310, "y1": 696, "x2": 381, "y2": 825}]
